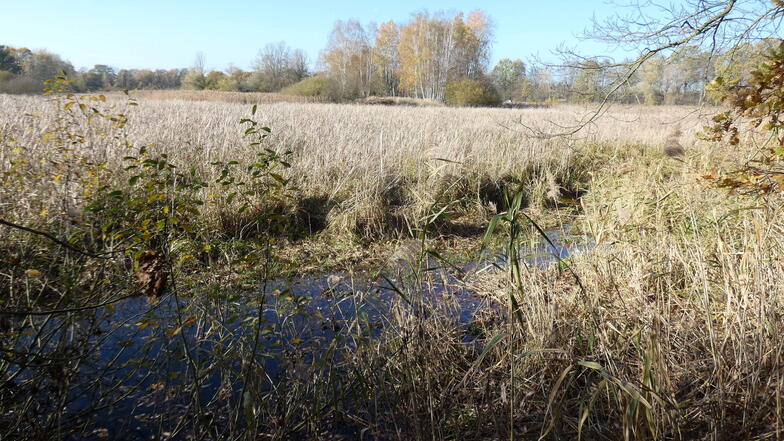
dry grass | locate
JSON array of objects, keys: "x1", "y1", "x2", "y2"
[
  {"x1": 2, "y1": 89, "x2": 782, "y2": 439},
  {"x1": 115, "y1": 89, "x2": 324, "y2": 104},
  {"x1": 362, "y1": 134, "x2": 784, "y2": 439},
  {"x1": 355, "y1": 95, "x2": 444, "y2": 107},
  {"x1": 0, "y1": 92, "x2": 713, "y2": 239}
]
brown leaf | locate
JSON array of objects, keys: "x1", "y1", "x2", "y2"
[{"x1": 135, "y1": 250, "x2": 167, "y2": 298}]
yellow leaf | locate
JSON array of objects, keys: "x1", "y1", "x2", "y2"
[{"x1": 25, "y1": 269, "x2": 42, "y2": 277}]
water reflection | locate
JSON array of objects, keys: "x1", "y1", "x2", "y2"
[{"x1": 2, "y1": 229, "x2": 589, "y2": 439}]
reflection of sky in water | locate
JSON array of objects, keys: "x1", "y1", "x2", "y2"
[{"x1": 8, "y1": 229, "x2": 590, "y2": 440}]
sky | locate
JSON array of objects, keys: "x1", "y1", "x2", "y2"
[{"x1": 2, "y1": 0, "x2": 627, "y2": 72}]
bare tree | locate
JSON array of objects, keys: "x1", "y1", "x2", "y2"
[
  {"x1": 321, "y1": 20, "x2": 376, "y2": 99},
  {"x1": 528, "y1": 0, "x2": 784, "y2": 136},
  {"x1": 289, "y1": 49, "x2": 310, "y2": 83},
  {"x1": 193, "y1": 51, "x2": 206, "y2": 75},
  {"x1": 253, "y1": 42, "x2": 291, "y2": 91},
  {"x1": 252, "y1": 42, "x2": 310, "y2": 92}
]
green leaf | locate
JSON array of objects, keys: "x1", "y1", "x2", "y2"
[
  {"x1": 483, "y1": 215, "x2": 501, "y2": 246},
  {"x1": 472, "y1": 332, "x2": 508, "y2": 368},
  {"x1": 380, "y1": 274, "x2": 410, "y2": 305},
  {"x1": 578, "y1": 361, "x2": 603, "y2": 370}
]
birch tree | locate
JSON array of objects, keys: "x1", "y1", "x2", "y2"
[{"x1": 321, "y1": 20, "x2": 376, "y2": 99}]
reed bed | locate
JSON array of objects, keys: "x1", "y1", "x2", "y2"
[
  {"x1": 355, "y1": 134, "x2": 784, "y2": 439},
  {"x1": 0, "y1": 92, "x2": 710, "y2": 239},
  {"x1": 5, "y1": 90, "x2": 776, "y2": 440},
  {"x1": 355, "y1": 95, "x2": 444, "y2": 107},
  {"x1": 121, "y1": 89, "x2": 324, "y2": 104}
]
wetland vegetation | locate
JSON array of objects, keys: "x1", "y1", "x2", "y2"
[{"x1": 3, "y1": 1, "x2": 784, "y2": 440}]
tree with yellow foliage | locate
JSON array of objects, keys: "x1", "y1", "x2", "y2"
[{"x1": 396, "y1": 11, "x2": 493, "y2": 101}]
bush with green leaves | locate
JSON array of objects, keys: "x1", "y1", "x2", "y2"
[
  {"x1": 280, "y1": 74, "x2": 332, "y2": 98},
  {"x1": 1, "y1": 75, "x2": 296, "y2": 298}
]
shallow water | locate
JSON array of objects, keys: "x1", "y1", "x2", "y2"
[{"x1": 3, "y1": 229, "x2": 588, "y2": 440}]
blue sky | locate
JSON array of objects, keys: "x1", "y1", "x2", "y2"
[{"x1": 3, "y1": 0, "x2": 624, "y2": 71}]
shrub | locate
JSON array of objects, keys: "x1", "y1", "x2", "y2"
[
  {"x1": 0, "y1": 70, "x2": 13, "y2": 83},
  {"x1": 215, "y1": 76, "x2": 239, "y2": 91},
  {"x1": 356, "y1": 96, "x2": 443, "y2": 107},
  {"x1": 702, "y1": 42, "x2": 784, "y2": 195},
  {"x1": 181, "y1": 70, "x2": 206, "y2": 90},
  {"x1": 281, "y1": 75, "x2": 331, "y2": 97},
  {"x1": 444, "y1": 77, "x2": 501, "y2": 107},
  {"x1": 0, "y1": 76, "x2": 42, "y2": 94}
]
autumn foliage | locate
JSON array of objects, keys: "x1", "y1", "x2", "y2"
[
  {"x1": 444, "y1": 77, "x2": 500, "y2": 107},
  {"x1": 703, "y1": 42, "x2": 784, "y2": 195},
  {"x1": 320, "y1": 11, "x2": 493, "y2": 102}
]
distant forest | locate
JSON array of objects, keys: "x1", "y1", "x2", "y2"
[{"x1": 0, "y1": 10, "x2": 777, "y2": 105}]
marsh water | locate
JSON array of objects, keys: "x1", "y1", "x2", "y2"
[{"x1": 4, "y1": 229, "x2": 589, "y2": 440}]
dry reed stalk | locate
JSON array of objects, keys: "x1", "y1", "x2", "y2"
[{"x1": 0, "y1": 93, "x2": 713, "y2": 239}]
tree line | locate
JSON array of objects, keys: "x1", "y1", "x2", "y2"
[
  {"x1": 539, "y1": 40, "x2": 780, "y2": 105},
  {"x1": 0, "y1": 46, "x2": 187, "y2": 93},
  {"x1": 0, "y1": 9, "x2": 777, "y2": 105}
]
